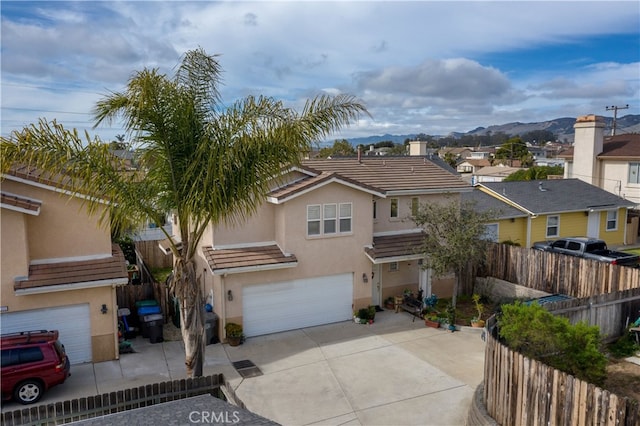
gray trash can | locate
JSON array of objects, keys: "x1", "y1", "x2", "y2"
[
  {"x1": 204, "y1": 312, "x2": 218, "y2": 345},
  {"x1": 144, "y1": 313, "x2": 164, "y2": 343}
]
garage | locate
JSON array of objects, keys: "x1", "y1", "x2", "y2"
[
  {"x1": 0, "y1": 304, "x2": 92, "y2": 364},
  {"x1": 242, "y1": 273, "x2": 353, "y2": 337}
]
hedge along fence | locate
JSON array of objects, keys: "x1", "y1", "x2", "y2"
[
  {"x1": 543, "y1": 287, "x2": 640, "y2": 342},
  {"x1": 483, "y1": 316, "x2": 639, "y2": 426},
  {"x1": 481, "y1": 243, "x2": 640, "y2": 298}
]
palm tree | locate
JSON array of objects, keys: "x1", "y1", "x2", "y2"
[{"x1": 1, "y1": 48, "x2": 368, "y2": 377}]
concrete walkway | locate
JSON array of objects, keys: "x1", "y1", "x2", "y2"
[{"x1": 2, "y1": 310, "x2": 486, "y2": 425}]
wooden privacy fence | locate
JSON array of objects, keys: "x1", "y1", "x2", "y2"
[
  {"x1": 116, "y1": 281, "x2": 169, "y2": 323},
  {"x1": 134, "y1": 240, "x2": 173, "y2": 269},
  {"x1": 543, "y1": 287, "x2": 640, "y2": 341},
  {"x1": 483, "y1": 317, "x2": 639, "y2": 426},
  {"x1": 481, "y1": 243, "x2": 640, "y2": 298},
  {"x1": 1, "y1": 374, "x2": 226, "y2": 426}
]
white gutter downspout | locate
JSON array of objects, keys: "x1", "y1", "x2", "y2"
[
  {"x1": 220, "y1": 274, "x2": 227, "y2": 341},
  {"x1": 526, "y1": 215, "x2": 533, "y2": 248}
]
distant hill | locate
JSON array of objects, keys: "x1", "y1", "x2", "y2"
[{"x1": 341, "y1": 114, "x2": 639, "y2": 146}]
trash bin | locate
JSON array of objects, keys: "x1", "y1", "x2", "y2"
[
  {"x1": 144, "y1": 313, "x2": 164, "y2": 343},
  {"x1": 138, "y1": 305, "x2": 162, "y2": 336},
  {"x1": 204, "y1": 312, "x2": 218, "y2": 345}
]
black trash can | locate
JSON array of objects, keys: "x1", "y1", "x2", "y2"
[
  {"x1": 144, "y1": 313, "x2": 164, "y2": 343},
  {"x1": 204, "y1": 312, "x2": 218, "y2": 345}
]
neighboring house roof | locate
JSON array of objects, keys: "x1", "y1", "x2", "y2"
[
  {"x1": 300, "y1": 157, "x2": 470, "y2": 195},
  {"x1": 557, "y1": 133, "x2": 640, "y2": 159},
  {"x1": 364, "y1": 232, "x2": 426, "y2": 264},
  {"x1": 474, "y1": 165, "x2": 523, "y2": 178},
  {"x1": 462, "y1": 188, "x2": 528, "y2": 219},
  {"x1": 1, "y1": 191, "x2": 42, "y2": 215},
  {"x1": 14, "y1": 244, "x2": 128, "y2": 295},
  {"x1": 478, "y1": 179, "x2": 636, "y2": 216},
  {"x1": 202, "y1": 244, "x2": 297, "y2": 275}
]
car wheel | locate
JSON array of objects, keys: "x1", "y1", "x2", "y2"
[{"x1": 14, "y1": 380, "x2": 44, "y2": 405}]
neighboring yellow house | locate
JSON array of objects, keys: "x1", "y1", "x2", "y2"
[
  {"x1": 473, "y1": 179, "x2": 635, "y2": 248},
  {"x1": 170, "y1": 156, "x2": 471, "y2": 339},
  {"x1": 1, "y1": 165, "x2": 128, "y2": 363}
]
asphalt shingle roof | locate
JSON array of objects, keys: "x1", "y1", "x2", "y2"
[
  {"x1": 462, "y1": 188, "x2": 527, "y2": 219},
  {"x1": 479, "y1": 179, "x2": 636, "y2": 215}
]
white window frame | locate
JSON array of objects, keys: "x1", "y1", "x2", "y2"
[
  {"x1": 390, "y1": 198, "x2": 399, "y2": 218},
  {"x1": 482, "y1": 223, "x2": 499, "y2": 242},
  {"x1": 307, "y1": 205, "x2": 321, "y2": 236},
  {"x1": 307, "y1": 203, "x2": 353, "y2": 237},
  {"x1": 629, "y1": 162, "x2": 640, "y2": 184},
  {"x1": 606, "y1": 210, "x2": 618, "y2": 231},
  {"x1": 339, "y1": 203, "x2": 352, "y2": 233},
  {"x1": 546, "y1": 215, "x2": 559, "y2": 238},
  {"x1": 324, "y1": 204, "x2": 337, "y2": 234},
  {"x1": 389, "y1": 262, "x2": 399, "y2": 272}
]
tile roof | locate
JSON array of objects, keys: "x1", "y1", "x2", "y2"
[
  {"x1": 364, "y1": 232, "x2": 426, "y2": 263},
  {"x1": 300, "y1": 156, "x2": 470, "y2": 194},
  {"x1": 462, "y1": 188, "x2": 527, "y2": 219},
  {"x1": 479, "y1": 179, "x2": 636, "y2": 215},
  {"x1": 268, "y1": 171, "x2": 383, "y2": 203},
  {"x1": 1, "y1": 191, "x2": 42, "y2": 215},
  {"x1": 14, "y1": 244, "x2": 128, "y2": 292},
  {"x1": 203, "y1": 244, "x2": 297, "y2": 274},
  {"x1": 5, "y1": 164, "x2": 74, "y2": 190},
  {"x1": 557, "y1": 133, "x2": 640, "y2": 159}
]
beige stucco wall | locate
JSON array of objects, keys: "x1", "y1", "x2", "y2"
[
  {"x1": 373, "y1": 193, "x2": 460, "y2": 234},
  {"x1": 1, "y1": 179, "x2": 118, "y2": 362},
  {"x1": 2, "y1": 179, "x2": 111, "y2": 260},
  {"x1": 209, "y1": 202, "x2": 276, "y2": 246}
]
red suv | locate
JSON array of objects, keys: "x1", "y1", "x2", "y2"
[{"x1": 1, "y1": 330, "x2": 71, "y2": 404}]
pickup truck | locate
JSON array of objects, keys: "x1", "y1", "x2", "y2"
[{"x1": 532, "y1": 237, "x2": 640, "y2": 267}]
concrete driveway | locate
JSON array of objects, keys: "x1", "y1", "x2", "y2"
[{"x1": 1, "y1": 310, "x2": 486, "y2": 425}]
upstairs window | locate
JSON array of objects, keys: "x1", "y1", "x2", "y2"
[
  {"x1": 373, "y1": 200, "x2": 377, "y2": 220},
  {"x1": 411, "y1": 197, "x2": 419, "y2": 217},
  {"x1": 629, "y1": 163, "x2": 640, "y2": 184},
  {"x1": 339, "y1": 203, "x2": 352, "y2": 232},
  {"x1": 307, "y1": 203, "x2": 352, "y2": 236},
  {"x1": 390, "y1": 198, "x2": 399, "y2": 218},
  {"x1": 606, "y1": 210, "x2": 618, "y2": 231},
  {"x1": 324, "y1": 204, "x2": 337, "y2": 234},
  {"x1": 546, "y1": 215, "x2": 559, "y2": 238},
  {"x1": 307, "y1": 205, "x2": 321, "y2": 236}
]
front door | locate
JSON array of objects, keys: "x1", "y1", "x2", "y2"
[
  {"x1": 587, "y1": 212, "x2": 600, "y2": 238},
  {"x1": 371, "y1": 264, "x2": 381, "y2": 306}
]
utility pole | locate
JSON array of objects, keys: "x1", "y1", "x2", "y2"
[{"x1": 605, "y1": 104, "x2": 629, "y2": 136}]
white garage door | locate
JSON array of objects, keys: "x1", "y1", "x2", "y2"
[
  {"x1": 0, "y1": 304, "x2": 92, "y2": 364},
  {"x1": 243, "y1": 273, "x2": 353, "y2": 337}
]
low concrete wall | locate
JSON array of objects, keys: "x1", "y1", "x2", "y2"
[
  {"x1": 466, "y1": 383, "x2": 498, "y2": 426},
  {"x1": 475, "y1": 276, "x2": 550, "y2": 303}
]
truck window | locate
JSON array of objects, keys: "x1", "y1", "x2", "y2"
[
  {"x1": 586, "y1": 242, "x2": 606, "y2": 252},
  {"x1": 566, "y1": 242, "x2": 581, "y2": 251},
  {"x1": 551, "y1": 240, "x2": 566, "y2": 249}
]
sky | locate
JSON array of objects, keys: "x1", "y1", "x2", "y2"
[{"x1": 1, "y1": 1, "x2": 639, "y2": 143}]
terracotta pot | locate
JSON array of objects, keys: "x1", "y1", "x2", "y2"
[
  {"x1": 227, "y1": 336, "x2": 242, "y2": 346},
  {"x1": 424, "y1": 319, "x2": 440, "y2": 328}
]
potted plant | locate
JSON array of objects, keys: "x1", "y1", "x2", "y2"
[
  {"x1": 423, "y1": 312, "x2": 440, "y2": 328},
  {"x1": 384, "y1": 297, "x2": 395, "y2": 310},
  {"x1": 225, "y1": 322, "x2": 244, "y2": 346},
  {"x1": 445, "y1": 303, "x2": 457, "y2": 332},
  {"x1": 470, "y1": 294, "x2": 485, "y2": 328}
]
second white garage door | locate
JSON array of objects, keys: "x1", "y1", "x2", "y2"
[
  {"x1": 242, "y1": 273, "x2": 353, "y2": 337},
  {"x1": 0, "y1": 304, "x2": 92, "y2": 364}
]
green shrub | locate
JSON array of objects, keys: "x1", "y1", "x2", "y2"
[
  {"x1": 498, "y1": 302, "x2": 607, "y2": 386},
  {"x1": 608, "y1": 329, "x2": 640, "y2": 358}
]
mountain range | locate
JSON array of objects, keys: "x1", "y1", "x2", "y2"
[{"x1": 342, "y1": 114, "x2": 640, "y2": 146}]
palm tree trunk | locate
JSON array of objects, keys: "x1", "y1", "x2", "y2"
[{"x1": 174, "y1": 257, "x2": 205, "y2": 378}]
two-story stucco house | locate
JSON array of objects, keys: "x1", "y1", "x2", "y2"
[
  {"x1": 1, "y1": 165, "x2": 128, "y2": 363},
  {"x1": 560, "y1": 114, "x2": 640, "y2": 206},
  {"x1": 181, "y1": 156, "x2": 471, "y2": 339}
]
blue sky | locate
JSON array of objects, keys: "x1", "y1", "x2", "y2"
[{"x1": 1, "y1": 1, "x2": 639, "y2": 142}]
